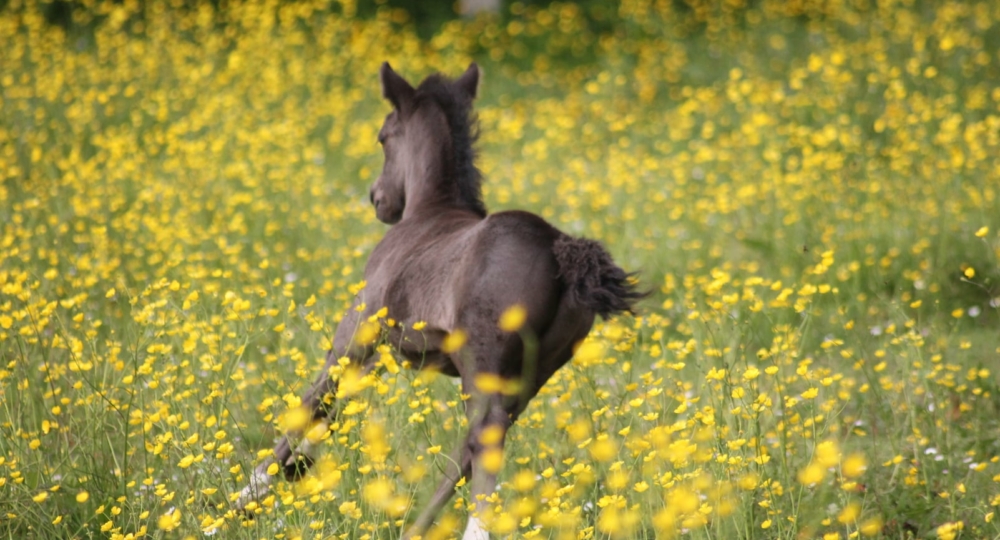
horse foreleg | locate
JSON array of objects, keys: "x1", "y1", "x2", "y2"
[
  {"x1": 235, "y1": 350, "x2": 337, "y2": 511},
  {"x1": 237, "y1": 345, "x2": 373, "y2": 512}
]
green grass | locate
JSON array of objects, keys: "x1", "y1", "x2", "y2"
[{"x1": 1, "y1": 0, "x2": 999, "y2": 538}]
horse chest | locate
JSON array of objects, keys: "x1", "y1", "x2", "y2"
[{"x1": 363, "y1": 252, "x2": 459, "y2": 327}]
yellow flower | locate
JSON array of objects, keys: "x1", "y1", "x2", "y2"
[
  {"x1": 860, "y1": 516, "x2": 883, "y2": 536},
  {"x1": 816, "y1": 440, "x2": 841, "y2": 467},
  {"x1": 305, "y1": 421, "x2": 329, "y2": 443},
  {"x1": 964, "y1": 267, "x2": 975, "y2": 279},
  {"x1": 975, "y1": 226, "x2": 989, "y2": 237},
  {"x1": 355, "y1": 321, "x2": 380, "y2": 345},
  {"x1": 336, "y1": 366, "x2": 369, "y2": 398},
  {"x1": 512, "y1": 469, "x2": 536, "y2": 492},
  {"x1": 157, "y1": 508, "x2": 181, "y2": 531},
  {"x1": 76, "y1": 491, "x2": 89, "y2": 503},
  {"x1": 363, "y1": 478, "x2": 394, "y2": 505},
  {"x1": 738, "y1": 473, "x2": 759, "y2": 490},
  {"x1": 498, "y1": 304, "x2": 527, "y2": 332},
  {"x1": 935, "y1": 521, "x2": 963, "y2": 540},
  {"x1": 606, "y1": 470, "x2": 628, "y2": 491},
  {"x1": 589, "y1": 437, "x2": 617, "y2": 462},
  {"x1": 479, "y1": 425, "x2": 505, "y2": 446},
  {"x1": 363, "y1": 420, "x2": 389, "y2": 463},
  {"x1": 379, "y1": 349, "x2": 400, "y2": 374},
  {"x1": 441, "y1": 329, "x2": 467, "y2": 353},
  {"x1": 573, "y1": 340, "x2": 605, "y2": 364},
  {"x1": 798, "y1": 462, "x2": 826, "y2": 485},
  {"x1": 842, "y1": 453, "x2": 867, "y2": 478},
  {"x1": 339, "y1": 501, "x2": 361, "y2": 518},
  {"x1": 492, "y1": 512, "x2": 519, "y2": 535},
  {"x1": 837, "y1": 502, "x2": 861, "y2": 523},
  {"x1": 706, "y1": 367, "x2": 727, "y2": 381},
  {"x1": 480, "y1": 447, "x2": 504, "y2": 473}
]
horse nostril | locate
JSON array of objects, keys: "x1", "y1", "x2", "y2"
[{"x1": 369, "y1": 191, "x2": 375, "y2": 205}]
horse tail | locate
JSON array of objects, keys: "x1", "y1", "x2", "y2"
[{"x1": 552, "y1": 234, "x2": 646, "y2": 319}]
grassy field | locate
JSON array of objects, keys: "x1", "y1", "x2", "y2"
[{"x1": 2, "y1": 0, "x2": 1000, "y2": 538}]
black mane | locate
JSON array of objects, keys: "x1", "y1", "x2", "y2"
[{"x1": 415, "y1": 74, "x2": 487, "y2": 218}]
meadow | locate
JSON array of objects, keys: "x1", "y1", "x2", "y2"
[{"x1": 1, "y1": 0, "x2": 999, "y2": 538}]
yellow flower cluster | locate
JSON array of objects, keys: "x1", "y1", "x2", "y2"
[{"x1": 1, "y1": 0, "x2": 998, "y2": 538}]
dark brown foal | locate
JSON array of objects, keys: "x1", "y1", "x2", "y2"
[{"x1": 237, "y1": 62, "x2": 643, "y2": 539}]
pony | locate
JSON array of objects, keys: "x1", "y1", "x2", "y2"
[{"x1": 238, "y1": 62, "x2": 644, "y2": 539}]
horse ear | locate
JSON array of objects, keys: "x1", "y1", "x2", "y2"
[
  {"x1": 454, "y1": 63, "x2": 480, "y2": 100},
  {"x1": 380, "y1": 62, "x2": 415, "y2": 111}
]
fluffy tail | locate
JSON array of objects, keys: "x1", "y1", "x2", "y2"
[{"x1": 552, "y1": 234, "x2": 647, "y2": 318}]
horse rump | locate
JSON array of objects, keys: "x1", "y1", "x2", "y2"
[{"x1": 552, "y1": 234, "x2": 646, "y2": 318}]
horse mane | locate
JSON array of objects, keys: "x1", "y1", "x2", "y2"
[{"x1": 414, "y1": 74, "x2": 488, "y2": 218}]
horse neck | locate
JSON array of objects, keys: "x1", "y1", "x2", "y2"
[{"x1": 401, "y1": 143, "x2": 464, "y2": 220}]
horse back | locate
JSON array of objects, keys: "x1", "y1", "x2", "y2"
[{"x1": 365, "y1": 210, "x2": 562, "y2": 330}]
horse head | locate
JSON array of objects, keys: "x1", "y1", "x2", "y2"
[{"x1": 370, "y1": 62, "x2": 484, "y2": 224}]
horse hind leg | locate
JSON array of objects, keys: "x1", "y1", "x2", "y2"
[
  {"x1": 533, "y1": 290, "x2": 596, "y2": 389},
  {"x1": 404, "y1": 381, "x2": 499, "y2": 539},
  {"x1": 457, "y1": 295, "x2": 594, "y2": 538},
  {"x1": 403, "y1": 331, "x2": 527, "y2": 539},
  {"x1": 404, "y1": 436, "x2": 473, "y2": 538},
  {"x1": 407, "y1": 294, "x2": 593, "y2": 537},
  {"x1": 463, "y1": 333, "x2": 592, "y2": 539},
  {"x1": 462, "y1": 390, "x2": 517, "y2": 540}
]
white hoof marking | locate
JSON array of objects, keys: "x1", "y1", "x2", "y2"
[
  {"x1": 236, "y1": 467, "x2": 272, "y2": 510},
  {"x1": 462, "y1": 515, "x2": 490, "y2": 540}
]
